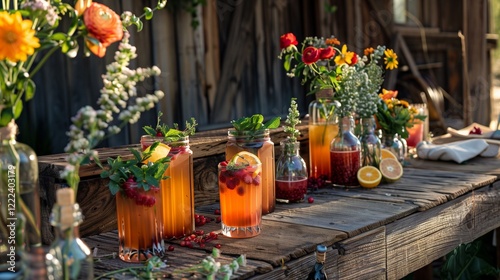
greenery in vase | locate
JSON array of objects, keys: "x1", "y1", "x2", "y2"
[
  {"x1": 283, "y1": 98, "x2": 301, "y2": 143},
  {"x1": 143, "y1": 111, "x2": 198, "y2": 142},
  {"x1": 278, "y1": 33, "x2": 398, "y2": 118},
  {"x1": 375, "y1": 89, "x2": 427, "y2": 139}
]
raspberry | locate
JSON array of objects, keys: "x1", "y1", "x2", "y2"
[{"x1": 307, "y1": 196, "x2": 314, "y2": 203}]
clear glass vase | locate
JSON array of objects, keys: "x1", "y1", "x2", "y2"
[
  {"x1": 46, "y1": 188, "x2": 93, "y2": 279},
  {"x1": 308, "y1": 91, "x2": 339, "y2": 182},
  {"x1": 359, "y1": 117, "x2": 381, "y2": 168},
  {"x1": 226, "y1": 129, "x2": 275, "y2": 214},
  {"x1": 275, "y1": 140, "x2": 308, "y2": 203},
  {"x1": 381, "y1": 132, "x2": 405, "y2": 162},
  {"x1": 0, "y1": 121, "x2": 41, "y2": 279},
  {"x1": 141, "y1": 135, "x2": 195, "y2": 239},
  {"x1": 330, "y1": 115, "x2": 361, "y2": 187}
]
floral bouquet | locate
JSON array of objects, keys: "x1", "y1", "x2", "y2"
[
  {"x1": 278, "y1": 33, "x2": 398, "y2": 118},
  {"x1": 375, "y1": 89, "x2": 427, "y2": 139}
]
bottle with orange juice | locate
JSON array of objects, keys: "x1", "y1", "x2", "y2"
[
  {"x1": 308, "y1": 92, "x2": 340, "y2": 182},
  {"x1": 226, "y1": 114, "x2": 280, "y2": 214},
  {"x1": 142, "y1": 114, "x2": 197, "y2": 239}
]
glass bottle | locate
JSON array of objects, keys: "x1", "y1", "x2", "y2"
[
  {"x1": 308, "y1": 91, "x2": 339, "y2": 182},
  {"x1": 275, "y1": 140, "x2": 308, "y2": 203},
  {"x1": 330, "y1": 115, "x2": 361, "y2": 187},
  {"x1": 226, "y1": 129, "x2": 275, "y2": 214},
  {"x1": 0, "y1": 121, "x2": 41, "y2": 279},
  {"x1": 306, "y1": 244, "x2": 328, "y2": 280},
  {"x1": 141, "y1": 135, "x2": 195, "y2": 239},
  {"x1": 46, "y1": 188, "x2": 93, "y2": 279},
  {"x1": 381, "y1": 132, "x2": 405, "y2": 163},
  {"x1": 359, "y1": 116, "x2": 381, "y2": 168}
]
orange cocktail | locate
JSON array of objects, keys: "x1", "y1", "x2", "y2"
[
  {"x1": 226, "y1": 129, "x2": 275, "y2": 214},
  {"x1": 218, "y1": 158, "x2": 262, "y2": 238},
  {"x1": 116, "y1": 183, "x2": 163, "y2": 262},
  {"x1": 309, "y1": 123, "x2": 339, "y2": 180},
  {"x1": 141, "y1": 136, "x2": 195, "y2": 239},
  {"x1": 406, "y1": 121, "x2": 424, "y2": 148}
]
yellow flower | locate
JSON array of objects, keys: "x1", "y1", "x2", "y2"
[
  {"x1": 0, "y1": 12, "x2": 40, "y2": 62},
  {"x1": 384, "y1": 49, "x2": 398, "y2": 70},
  {"x1": 334, "y1": 44, "x2": 355, "y2": 65}
]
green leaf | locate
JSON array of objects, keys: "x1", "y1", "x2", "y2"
[
  {"x1": 108, "y1": 182, "x2": 121, "y2": 195},
  {"x1": 264, "y1": 116, "x2": 281, "y2": 129},
  {"x1": 0, "y1": 109, "x2": 14, "y2": 127},
  {"x1": 144, "y1": 7, "x2": 153, "y2": 20},
  {"x1": 12, "y1": 101, "x2": 22, "y2": 120},
  {"x1": 50, "y1": 32, "x2": 68, "y2": 41},
  {"x1": 143, "y1": 126, "x2": 157, "y2": 136},
  {"x1": 24, "y1": 79, "x2": 36, "y2": 101}
]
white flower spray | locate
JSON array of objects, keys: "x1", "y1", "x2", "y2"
[{"x1": 61, "y1": 31, "x2": 165, "y2": 193}]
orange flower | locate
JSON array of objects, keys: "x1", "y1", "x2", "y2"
[
  {"x1": 379, "y1": 89, "x2": 398, "y2": 100},
  {"x1": 325, "y1": 37, "x2": 340, "y2": 45},
  {"x1": 75, "y1": 0, "x2": 93, "y2": 16},
  {"x1": 364, "y1": 47, "x2": 374, "y2": 56},
  {"x1": 84, "y1": 3, "x2": 123, "y2": 57}
]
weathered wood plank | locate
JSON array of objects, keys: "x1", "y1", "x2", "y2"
[
  {"x1": 263, "y1": 190, "x2": 417, "y2": 237},
  {"x1": 409, "y1": 155, "x2": 500, "y2": 177},
  {"x1": 385, "y1": 182, "x2": 500, "y2": 279}
]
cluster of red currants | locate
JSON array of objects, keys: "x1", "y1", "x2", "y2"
[
  {"x1": 122, "y1": 179, "x2": 158, "y2": 207},
  {"x1": 307, "y1": 175, "x2": 329, "y2": 190}
]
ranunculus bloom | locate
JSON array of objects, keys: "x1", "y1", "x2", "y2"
[
  {"x1": 302, "y1": 46, "x2": 320, "y2": 65},
  {"x1": 319, "y1": 46, "x2": 335, "y2": 60},
  {"x1": 84, "y1": 3, "x2": 123, "y2": 57},
  {"x1": 280, "y1": 33, "x2": 298, "y2": 50}
]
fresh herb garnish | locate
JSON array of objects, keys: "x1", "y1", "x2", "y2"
[
  {"x1": 100, "y1": 142, "x2": 170, "y2": 195},
  {"x1": 143, "y1": 111, "x2": 198, "y2": 141},
  {"x1": 230, "y1": 114, "x2": 280, "y2": 133}
]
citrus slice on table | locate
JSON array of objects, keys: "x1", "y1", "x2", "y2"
[
  {"x1": 381, "y1": 148, "x2": 398, "y2": 160},
  {"x1": 379, "y1": 158, "x2": 403, "y2": 183},
  {"x1": 357, "y1": 166, "x2": 382, "y2": 188},
  {"x1": 143, "y1": 142, "x2": 171, "y2": 163},
  {"x1": 229, "y1": 151, "x2": 261, "y2": 167}
]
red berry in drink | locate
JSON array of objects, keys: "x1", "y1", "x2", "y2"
[
  {"x1": 236, "y1": 186, "x2": 245, "y2": 196},
  {"x1": 252, "y1": 175, "x2": 261, "y2": 185},
  {"x1": 243, "y1": 174, "x2": 252, "y2": 184}
]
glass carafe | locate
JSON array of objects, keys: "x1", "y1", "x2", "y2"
[
  {"x1": 275, "y1": 141, "x2": 308, "y2": 203},
  {"x1": 330, "y1": 115, "x2": 361, "y2": 187}
]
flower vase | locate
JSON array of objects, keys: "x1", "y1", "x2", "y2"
[
  {"x1": 359, "y1": 117, "x2": 381, "y2": 168},
  {"x1": 0, "y1": 121, "x2": 41, "y2": 279},
  {"x1": 308, "y1": 90, "x2": 339, "y2": 183},
  {"x1": 46, "y1": 188, "x2": 93, "y2": 279},
  {"x1": 275, "y1": 141, "x2": 308, "y2": 203},
  {"x1": 115, "y1": 182, "x2": 164, "y2": 262},
  {"x1": 330, "y1": 115, "x2": 361, "y2": 187},
  {"x1": 381, "y1": 132, "x2": 405, "y2": 162},
  {"x1": 141, "y1": 135, "x2": 195, "y2": 239},
  {"x1": 226, "y1": 129, "x2": 275, "y2": 214}
]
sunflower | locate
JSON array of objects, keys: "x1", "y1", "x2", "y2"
[
  {"x1": 384, "y1": 49, "x2": 398, "y2": 70},
  {"x1": 0, "y1": 11, "x2": 40, "y2": 62}
]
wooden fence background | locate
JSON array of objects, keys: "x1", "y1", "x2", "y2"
[{"x1": 17, "y1": 0, "x2": 495, "y2": 156}]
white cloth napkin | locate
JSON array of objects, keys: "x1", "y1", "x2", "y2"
[{"x1": 416, "y1": 139, "x2": 496, "y2": 163}]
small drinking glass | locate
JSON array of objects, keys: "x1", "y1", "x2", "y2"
[
  {"x1": 218, "y1": 161, "x2": 262, "y2": 238},
  {"x1": 407, "y1": 103, "x2": 429, "y2": 148}
]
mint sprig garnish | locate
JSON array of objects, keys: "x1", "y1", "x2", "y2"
[
  {"x1": 230, "y1": 114, "x2": 280, "y2": 133},
  {"x1": 143, "y1": 111, "x2": 198, "y2": 141}
]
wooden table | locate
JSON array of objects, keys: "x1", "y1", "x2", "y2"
[{"x1": 83, "y1": 161, "x2": 500, "y2": 279}]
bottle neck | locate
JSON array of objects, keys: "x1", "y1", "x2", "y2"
[
  {"x1": 50, "y1": 203, "x2": 83, "y2": 237},
  {"x1": 340, "y1": 115, "x2": 355, "y2": 134},
  {"x1": 361, "y1": 117, "x2": 376, "y2": 134},
  {"x1": 280, "y1": 140, "x2": 300, "y2": 156},
  {"x1": 316, "y1": 250, "x2": 326, "y2": 264},
  {"x1": 0, "y1": 120, "x2": 17, "y2": 142}
]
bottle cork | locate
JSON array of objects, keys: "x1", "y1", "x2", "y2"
[
  {"x1": 56, "y1": 188, "x2": 75, "y2": 228},
  {"x1": 56, "y1": 188, "x2": 75, "y2": 206}
]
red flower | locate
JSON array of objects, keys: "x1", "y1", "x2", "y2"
[
  {"x1": 83, "y1": 3, "x2": 123, "y2": 57},
  {"x1": 302, "y1": 46, "x2": 320, "y2": 65},
  {"x1": 319, "y1": 46, "x2": 335, "y2": 60},
  {"x1": 349, "y1": 53, "x2": 358, "y2": 65},
  {"x1": 280, "y1": 33, "x2": 298, "y2": 50}
]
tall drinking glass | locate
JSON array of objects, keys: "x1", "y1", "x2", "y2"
[
  {"x1": 218, "y1": 161, "x2": 262, "y2": 238},
  {"x1": 141, "y1": 135, "x2": 195, "y2": 239}
]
